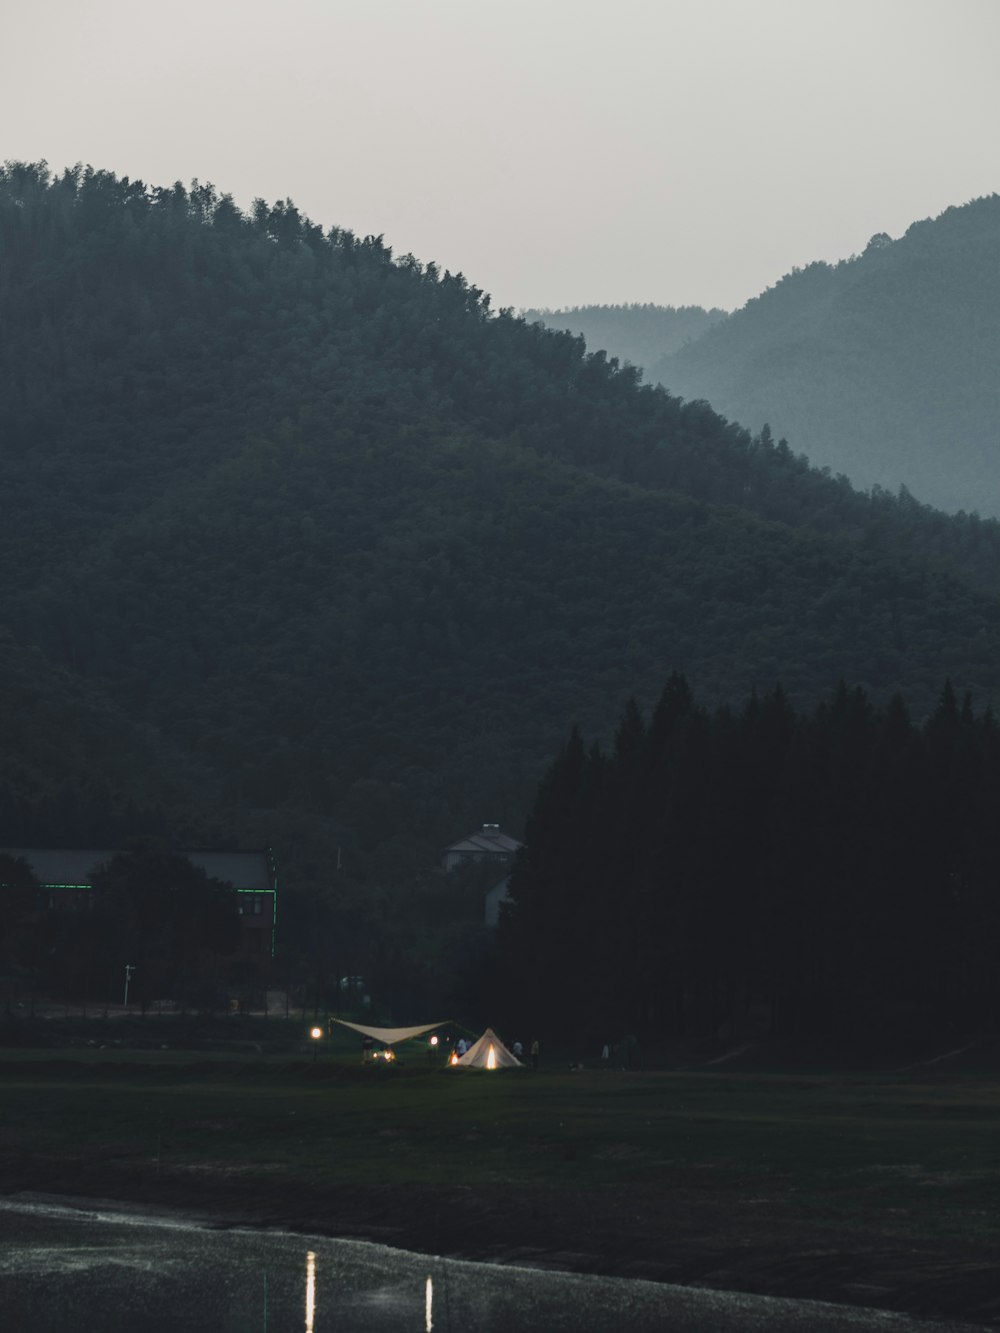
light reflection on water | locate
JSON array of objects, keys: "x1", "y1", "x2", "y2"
[
  {"x1": 305, "y1": 1248, "x2": 423, "y2": 1332},
  {"x1": 305, "y1": 1250, "x2": 316, "y2": 1332},
  {"x1": 0, "y1": 1197, "x2": 980, "y2": 1332}
]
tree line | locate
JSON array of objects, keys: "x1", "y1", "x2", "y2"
[{"x1": 498, "y1": 675, "x2": 1000, "y2": 1041}]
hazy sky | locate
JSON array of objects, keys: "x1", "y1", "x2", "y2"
[{"x1": 4, "y1": 0, "x2": 998, "y2": 311}]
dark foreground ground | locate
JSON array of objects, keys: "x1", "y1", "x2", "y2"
[{"x1": 2, "y1": 1028, "x2": 999, "y2": 1327}]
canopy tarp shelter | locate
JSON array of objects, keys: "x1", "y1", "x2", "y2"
[
  {"x1": 332, "y1": 1019, "x2": 445, "y2": 1046},
  {"x1": 455, "y1": 1027, "x2": 522, "y2": 1069}
]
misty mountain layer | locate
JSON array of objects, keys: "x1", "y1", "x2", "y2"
[
  {"x1": 653, "y1": 196, "x2": 1000, "y2": 516},
  {"x1": 520, "y1": 303, "x2": 728, "y2": 372}
]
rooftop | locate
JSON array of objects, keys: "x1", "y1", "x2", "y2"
[{"x1": 1, "y1": 848, "x2": 275, "y2": 891}]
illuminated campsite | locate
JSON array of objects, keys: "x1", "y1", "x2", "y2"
[{"x1": 329, "y1": 1019, "x2": 522, "y2": 1071}]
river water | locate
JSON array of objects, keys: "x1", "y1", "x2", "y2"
[{"x1": 0, "y1": 1197, "x2": 978, "y2": 1332}]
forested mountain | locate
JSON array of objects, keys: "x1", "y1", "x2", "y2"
[
  {"x1": 520, "y1": 303, "x2": 727, "y2": 372},
  {"x1": 652, "y1": 196, "x2": 1000, "y2": 516},
  {"x1": 4, "y1": 162, "x2": 1000, "y2": 983},
  {"x1": 500, "y1": 676, "x2": 1000, "y2": 1038}
]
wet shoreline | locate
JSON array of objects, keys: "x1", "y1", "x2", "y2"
[
  {"x1": 2, "y1": 1170, "x2": 997, "y2": 1330},
  {"x1": 0, "y1": 1195, "x2": 983, "y2": 1332}
]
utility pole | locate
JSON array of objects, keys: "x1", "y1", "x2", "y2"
[{"x1": 123, "y1": 964, "x2": 135, "y2": 1008}]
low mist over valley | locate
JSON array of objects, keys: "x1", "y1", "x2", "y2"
[{"x1": 519, "y1": 304, "x2": 728, "y2": 372}]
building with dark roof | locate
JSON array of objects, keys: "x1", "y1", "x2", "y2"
[
  {"x1": 1, "y1": 847, "x2": 278, "y2": 962},
  {"x1": 443, "y1": 823, "x2": 523, "y2": 873}
]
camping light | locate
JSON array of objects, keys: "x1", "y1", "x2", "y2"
[
  {"x1": 310, "y1": 1027, "x2": 323, "y2": 1040},
  {"x1": 450, "y1": 1052, "x2": 459, "y2": 1066},
  {"x1": 430, "y1": 1035, "x2": 439, "y2": 1046},
  {"x1": 487, "y1": 1045, "x2": 496, "y2": 1070}
]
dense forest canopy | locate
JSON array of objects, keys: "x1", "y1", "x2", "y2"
[
  {"x1": 4, "y1": 162, "x2": 1000, "y2": 1006},
  {"x1": 651, "y1": 197, "x2": 1000, "y2": 516}
]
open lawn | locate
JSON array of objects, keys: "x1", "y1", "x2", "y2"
[{"x1": 1, "y1": 1023, "x2": 999, "y2": 1325}]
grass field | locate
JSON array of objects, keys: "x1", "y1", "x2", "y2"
[{"x1": 2, "y1": 1021, "x2": 999, "y2": 1324}]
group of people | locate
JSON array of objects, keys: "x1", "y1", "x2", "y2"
[
  {"x1": 600, "y1": 1035, "x2": 641, "y2": 1070},
  {"x1": 448, "y1": 1034, "x2": 540, "y2": 1067},
  {"x1": 512, "y1": 1038, "x2": 540, "y2": 1068}
]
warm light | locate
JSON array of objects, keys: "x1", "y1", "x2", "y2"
[
  {"x1": 305, "y1": 1250, "x2": 316, "y2": 1333},
  {"x1": 425, "y1": 1275, "x2": 433, "y2": 1332},
  {"x1": 487, "y1": 1045, "x2": 496, "y2": 1070},
  {"x1": 310, "y1": 1027, "x2": 323, "y2": 1040},
  {"x1": 430, "y1": 1035, "x2": 439, "y2": 1046},
  {"x1": 450, "y1": 1052, "x2": 459, "y2": 1065}
]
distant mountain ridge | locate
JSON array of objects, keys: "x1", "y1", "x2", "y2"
[
  {"x1": 652, "y1": 196, "x2": 1000, "y2": 516},
  {"x1": 521, "y1": 302, "x2": 728, "y2": 371},
  {"x1": 528, "y1": 200, "x2": 1000, "y2": 517}
]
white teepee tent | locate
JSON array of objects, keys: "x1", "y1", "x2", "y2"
[{"x1": 454, "y1": 1027, "x2": 522, "y2": 1069}]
